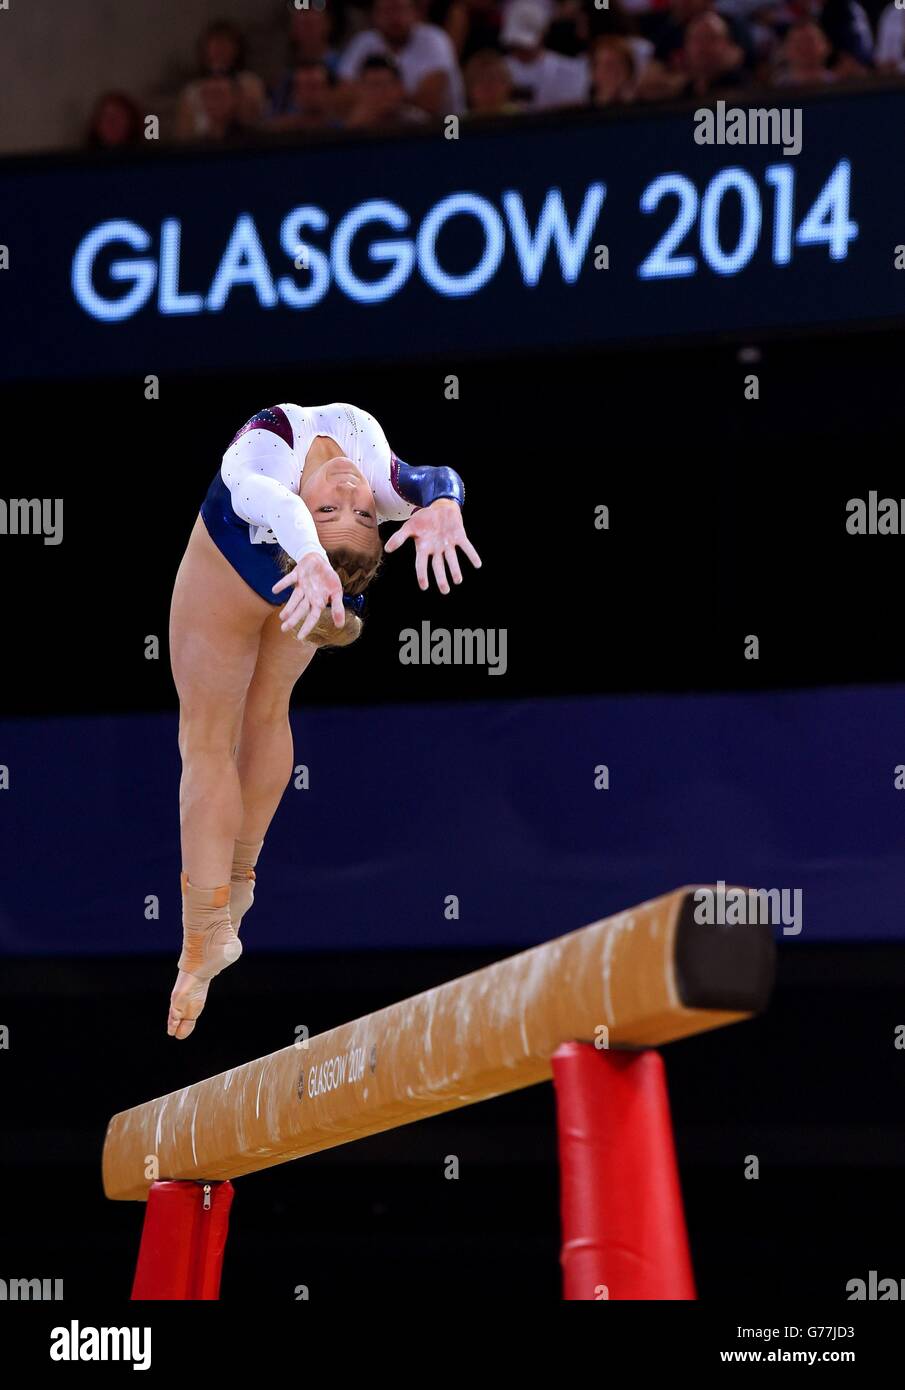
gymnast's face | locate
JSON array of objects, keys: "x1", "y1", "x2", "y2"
[{"x1": 301, "y1": 455, "x2": 380, "y2": 555}]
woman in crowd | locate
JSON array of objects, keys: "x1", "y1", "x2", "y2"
[
  {"x1": 85, "y1": 91, "x2": 143, "y2": 148},
  {"x1": 176, "y1": 20, "x2": 266, "y2": 140}
]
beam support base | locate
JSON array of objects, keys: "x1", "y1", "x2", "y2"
[
  {"x1": 552, "y1": 1042, "x2": 696, "y2": 1300},
  {"x1": 131, "y1": 1180, "x2": 234, "y2": 1301}
]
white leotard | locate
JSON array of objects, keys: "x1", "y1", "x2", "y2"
[{"x1": 220, "y1": 402, "x2": 416, "y2": 563}]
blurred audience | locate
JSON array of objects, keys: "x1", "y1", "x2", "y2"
[
  {"x1": 773, "y1": 18, "x2": 836, "y2": 82},
  {"x1": 464, "y1": 47, "x2": 520, "y2": 112},
  {"x1": 75, "y1": 0, "x2": 905, "y2": 157},
  {"x1": 639, "y1": 9, "x2": 746, "y2": 98},
  {"x1": 647, "y1": 0, "x2": 757, "y2": 74},
  {"x1": 546, "y1": 0, "x2": 593, "y2": 56},
  {"x1": 762, "y1": 0, "x2": 873, "y2": 71},
  {"x1": 265, "y1": 61, "x2": 341, "y2": 133},
  {"x1": 588, "y1": 36, "x2": 638, "y2": 105},
  {"x1": 85, "y1": 91, "x2": 143, "y2": 149},
  {"x1": 436, "y1": 0, "x2": 504, "y2": 62},
  {"x1": 680, "y1": 10, "x2": 748, "y2": 93},
  {"x1": 270, "y1": 2, "x2": 342, "y2": 119},
  {"x1": 876, "y1": 0, "x2": 905, "y2": 72},
  {"x1": 176, "y1": 20, "x2": 266, "y2": 141},
  {"x1": 192, "y1": 73, "x2": 245, "y2": 142},
  {"x1": 501, "y1": 0, "x2": 588, "y2": 107},
  {"x1": 345, "y1": 53, "x2": 430, "y2": 125},
  {"x1": 338, "y1": 0, "x2": 465, "y2": 113},
  {"x1": 585, "y1": 1, "x2": 655, "y2": 79},
  {"x1": 291, "y1": 2, "x2": 342, "y2": 75}
]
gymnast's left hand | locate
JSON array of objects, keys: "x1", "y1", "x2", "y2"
[
  {"x1": 383, "y1": 499, "x2": 482, "y2": 594},
  {"x1": 272, "y1": 552, "x2": 345, "y2": 640}
]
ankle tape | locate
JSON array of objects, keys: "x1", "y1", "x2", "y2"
[
  {"x1": 180, "y1": 870, "x2": 230, "y2": 907},
  {"x1": 231, "y1": 840, "x2": 263, "y2": 880},
  {"x1": 178, "y1": 873, "x2": 240, "y2": 979}
]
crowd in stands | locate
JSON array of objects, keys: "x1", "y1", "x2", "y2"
[{"x1": 84, "y1": 0, "x2": 905, "y2": 149}]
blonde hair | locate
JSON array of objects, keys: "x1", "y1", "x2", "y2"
[
  {"x1": 277, "y1": 544, "x2": 382, "y2": 648},
  {"x1": 590, "y1": 35, "x2": 637, "y2": 83}
]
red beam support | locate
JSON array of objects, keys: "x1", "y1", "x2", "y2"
[
  {"x1": 131, "y1": 1180, "x2": 234, "y2": 1300},
  {"x1": 552, "y1": 1042, "x2": 696, "y2": 1300}
]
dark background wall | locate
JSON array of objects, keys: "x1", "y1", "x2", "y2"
[
  {"x1": 4, "y1": 328, "x2": 905, "y2": 719},
  {"x1": 3, "y1": 329, "x2": 904, "y2": 1300}
]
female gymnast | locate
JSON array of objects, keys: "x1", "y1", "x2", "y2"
[{"x1": 167, "y1": 401, "x2": 480, "y2": 1039}]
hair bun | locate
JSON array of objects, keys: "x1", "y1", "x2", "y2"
[{"x1": 304, "y1": 609, "x2": 363, "y2": 649}]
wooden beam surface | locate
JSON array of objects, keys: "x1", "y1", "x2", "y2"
[{"x1": 103, "y1": 886, "x2": 774, "y2": 1200}]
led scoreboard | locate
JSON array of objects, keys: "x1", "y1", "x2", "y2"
[{"x1": 2, "y1": 85, "x2": 904, "y2": 380}]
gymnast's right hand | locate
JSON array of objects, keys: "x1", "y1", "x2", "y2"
[{"x1": 273, "y1": 553, "x2": 345, "y2": 641}]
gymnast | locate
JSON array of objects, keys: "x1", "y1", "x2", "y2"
[{"x1": 167, "y1": 402, "x2": 480, "y2": 1039}]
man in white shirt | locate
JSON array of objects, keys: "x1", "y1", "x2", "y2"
[
  {"x1": 338, "y1": 0, "x2": 466, "y2": 114},
  {"x1": 875, "y1": 1, "x2": 905, "y2": 71},
  {"x1": 501, "y1": 0, "x2": 589, "y2": 109}
]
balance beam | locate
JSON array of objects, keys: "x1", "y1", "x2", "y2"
[{"x1": 103, "y1": 886, "x2": 774, "y2": 1201}]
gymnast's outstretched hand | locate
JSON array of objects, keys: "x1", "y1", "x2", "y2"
[
  {"x1": 384, "y1": 498, "x2": 482, "y2": 594},
  {"x1": 273, "y1": 552, "x2": 345, "y2": 640}
]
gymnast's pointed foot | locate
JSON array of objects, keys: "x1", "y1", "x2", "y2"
[
  {"x1": 168, "y1": 971, "x2": 213, "y2": 1040},
  {"x1": 168, "y1": 875, "x2": 242, "y2": 1039}
]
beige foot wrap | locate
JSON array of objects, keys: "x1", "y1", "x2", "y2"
[
  {"x1": 230, "y1": 839, "x2": 263, "y2": 934},
  {"x1": 177, "y1": 873, "x2": 242, "y2": 980}
]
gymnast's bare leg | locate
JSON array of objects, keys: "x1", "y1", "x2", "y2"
[
  {"x1": 168, "y1": 516, "x2": 319, "y2": 1038},
  {"x1": 168, "y1": 517, "x2": 268, "y2": 1038},
  {"x1": 228, "y1": 606, "x2": 317, "y2": 927}
]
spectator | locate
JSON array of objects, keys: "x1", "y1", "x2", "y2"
[
  {"x1": 464, "y1": 47, "x2": 521, "y2": 111},
  {"x1": 433, "y1": 0, "x2": 504, "y2": 63},
  {"x1": 176, "y1": 20, "x2": 266, "y2": 140},
  {"x1": 819, "y1": 0, "x2": 873, "y2": 68},
  {"x1": 648, "y1": 0, "x2": 757, "y2": 73},
  {"x1": 875, "y1": 0, "x2": 905, "y2": 71},
  {"x1": 501, "y1": 0, "x2": 588, "y2": 107},
  {"x1": 544, "y1": 0, "x2": 649, "y2": 62},
  {"x1": 193, "y1": 73, "x2": 245, "y2": 142},
  {"x1": 344, "y1": 53, "x2": 430, "y2": 124},
  {"x1": 290, "y1": 1, "x2": 342, "y2": 70},
  {"x1": 265, "y1": 61, "x2": 341, "y2": 132},
  {"x1": 759, "y1": 0, "x2": 872, "y2": 69},
  {"x1": 546, "y1": 0, "x2": 592, "y2": 56},
  {"x1": 639, "y1": 9, "x2": 746, "y2": 97},
  {"x1": 679, "y1": 10, "x2": 747, "y2": 91},
  {"x1": 338, "y1": 0, "x2": 466, "y2": 114},
  {"x1": 588, "y1": 36, "x2": 638, "y2": 104},
  {"x1": 270, "y1": 2, "x2": 342, "y2": 117},
  {"x1": 580, "y1": 0, "x2": 656, "y2": 82},
  {"x1": 773, "y1": 18, "x2": 835, "y2": 81},
  {"x1": 85, "y1": 91, "x2": 143, "y2": 149}
]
